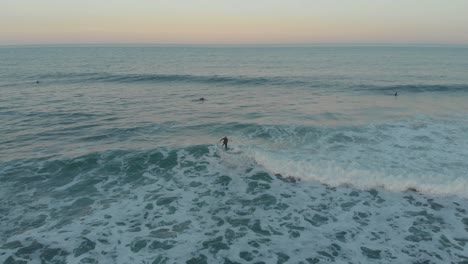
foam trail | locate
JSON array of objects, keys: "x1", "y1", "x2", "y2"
[
  {"x1": 238, "y1": 118, "x2": 468, "y2": 198},
  {"x1": 252, "y1": 152, "x2": 468, "y2": 198}
]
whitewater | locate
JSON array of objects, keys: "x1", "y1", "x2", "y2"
[{"x1": 1, "y1": 45, "x2": 468, "y2": 263}]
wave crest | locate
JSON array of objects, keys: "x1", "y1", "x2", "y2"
[
  {"x1": 36, "y1": 72, "x2": 310, "y2": 87},
  {"x1": 356, "y1": 84, "x2": 468, "y2": 93}
]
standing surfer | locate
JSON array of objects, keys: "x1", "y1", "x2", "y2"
[{"x1": 220, "y1": 136, "x2": 228, "y2": 150}]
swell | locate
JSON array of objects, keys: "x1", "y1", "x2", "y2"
[
  {"x1": 0, "y1": 144, "x2": 209, "y2": 175},
  {"x1": 33, "y1": 72, "x2": 311, "y2": 87},
  {"x1": 31, "y1": 72, "x2": 468, "y2": 93},
  {"x1": 354, "y1": 84, "x2": 468, "y2": 93},
  {"x1": 0, "y1": 146, "x2": 207, "y2": 195}
]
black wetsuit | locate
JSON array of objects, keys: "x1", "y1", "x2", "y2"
[{"x1": 220, "y1": 137, "x2": 228, "y2": 150}]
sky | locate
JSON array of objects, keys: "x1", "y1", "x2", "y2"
[{"x1": 1, "y1": 0, "x2": 468, "y2": 45}]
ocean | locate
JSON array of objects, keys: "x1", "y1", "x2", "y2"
[{"x1": 1, "y1": 45, "x2": 468, "y2": 263}]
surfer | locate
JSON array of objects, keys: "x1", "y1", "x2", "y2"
[
  {"x1": 394, "y1": 91, "x2": 398, "y2": 96},
  {"x1": 193, "y1": 97, "x2": 206, "y2": 102},
  {"x1": 220, "y1": 136, "x2": 228, "y2": 150}
]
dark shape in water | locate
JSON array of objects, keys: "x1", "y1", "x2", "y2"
[
  {"x1": 186, "y1": 254, "x2": 208, "y2": 264},
  {"x1": 192, "y1": 97, "x2": 206, "y2": 103},
  {"x1": 275, "y1": 173, "x2": 300, "y2": 183},
  {"x1": 74, "y1": 237, "x2": 96, "y2": 257},
  {"x1": 220, "y1": 136, "x2": 228, "y2": 150}
]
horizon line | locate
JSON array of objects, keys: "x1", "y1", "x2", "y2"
[{"x1": 2, "y1": 42, "x2": 468, "y2": 48}]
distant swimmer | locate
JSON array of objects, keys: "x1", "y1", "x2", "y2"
[
  {"x1": 35, "y1": 80, "x2": 40, "y2": 84},
  {"x1": 394, "y1": 91, "x2": 398, "y2": 96},
  {"x1": 192, "y1": 97, "x2": 206, "y2": 102},
  {"x1": 220, "y1": 136, "x2": 228, "y2": 150}
]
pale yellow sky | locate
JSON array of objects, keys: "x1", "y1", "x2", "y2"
[{"x1": 1, "y1": 0, "x2": 468, "y2": 45}]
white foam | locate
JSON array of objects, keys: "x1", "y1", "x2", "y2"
[
  {"x1": 252, "y1": 151, "x2": 468, "y2": 198},
  {"x1": 237, "y1": 117, "x2": 468, "y2": 198},
  {"x1": 1, "y1": 143, "x2": 468, "y2": 263}
]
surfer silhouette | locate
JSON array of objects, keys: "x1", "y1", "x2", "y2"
[
  {"x1": 220, "y1": 136, "x2": 228, "y2": 150},
  {"x1": 394, "y1": 91, "x2": 398, "y2": 96},
  {"x1": 193, "y1": 97, "x2": 206, "y2": 102}
]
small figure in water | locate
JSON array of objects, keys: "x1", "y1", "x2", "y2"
[
  {"x1": 220, "y1": 136, "x2": 228, "y2": 150},
  {"x1": 199, "y1": 97, "x2": 205, "y2": 101},
  {"x1": 394, "y1": 91, "x2": 398, "y2": 96},
  {"x1": 35, "y1": 80, "x2": 40, "y2": 84}
]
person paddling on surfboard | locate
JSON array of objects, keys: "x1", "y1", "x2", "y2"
[{"x1": 220, "y1": 136, "x2": 228, "y2": 150}]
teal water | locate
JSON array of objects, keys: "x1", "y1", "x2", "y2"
[{"x1": 1, "y1": 46, "x2": 468, "y2": 263}]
